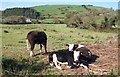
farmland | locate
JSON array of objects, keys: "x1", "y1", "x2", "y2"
[
  {"x1": 2, "y1": 5, "x2": 116, "y2": 25},
  {"x1": 1, "y1": 24, "x2": 118, "y2": 75},
  {"x1": 32, "y1": 5, "x2": 103, "y2": 18}
]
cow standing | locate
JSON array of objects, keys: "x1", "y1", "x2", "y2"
[{"x1": 26, "y1": 31, "x2": 47, "y2": 56}]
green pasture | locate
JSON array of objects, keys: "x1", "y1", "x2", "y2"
[
  {"x1": 32, "y1": 5, "x2": 103, "y2": 18},
  {"x1": 1, "y1": 24, "x2": 117, "y2": 75}
]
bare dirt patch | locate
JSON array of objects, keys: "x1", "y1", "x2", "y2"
[{"x1": 84, "y1": 39, "x2": 118, "y2": 75}]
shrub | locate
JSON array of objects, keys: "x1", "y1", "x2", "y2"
[
  {"x1": 91, "y1": 21, "x2": 97, "y2": 29},
  {"x1": 65, "y1": 12, "x2": 83, "y2": 28},
  {"x1": 3, "y1": 16, "x2": 27, "y2": 24},
  {"x1": 2, "y1": 8, "x2": 41, "y2": 19},
  {"x1": 65, "y1": 10, "x2": 117, "y2": 31}
]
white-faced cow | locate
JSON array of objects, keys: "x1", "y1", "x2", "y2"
[
  {"x1": 26, "y1": 31, "x2": 47, "y2": 57},
  {"x1": 49, "y1": 44, "x2": 92, "y2": 70}
]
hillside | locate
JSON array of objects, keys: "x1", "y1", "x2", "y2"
[
  {"x1": 32, "y1": 5, "x2": 105, "y2": 18},
  {"x1": 2, "y1": 5, "x2": 117, "y2": 27},
  {"x1": 31, "y1": 5, "x2": 116, "y2": 25}
]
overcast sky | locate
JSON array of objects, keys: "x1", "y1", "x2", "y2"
[{"x1": 1, "y1": 0, "x2": 119, "y2": 10}]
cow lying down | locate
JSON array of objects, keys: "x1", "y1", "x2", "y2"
[{"x1": 49, "y1": 44, "x2": 92, "y2": 70}]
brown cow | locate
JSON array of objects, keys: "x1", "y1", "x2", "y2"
[{"x1": 26, "y1": 31, "x2": 47, "y2": 56}]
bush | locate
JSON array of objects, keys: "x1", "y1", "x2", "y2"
[
  {"x1": 3, "y1": 16, "x2": 27, "y2": 24},
  {"x1": 91, "y1": 21, "x2": 97, "y2": 29},
  {"x1": 65, "y1": 10, "x2": 118, "y2": 30},
  {"x1": 65, "y1": 11, "x2": 93, "y2": 29},
  {"x1": 2, "y1": 8, "x2": 42, "y2": 19},
  {"x1": 65, "y1": 12, "x2": 83, "y2": 28}
]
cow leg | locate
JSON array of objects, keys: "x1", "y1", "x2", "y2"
[
  {"x1": 67, "y1": 58, "x2": 74, "y2": 69},
  {"x1": 67, "y1": 54, "x2": 76, "y2": 69},
  {"x1": 49, "y1": 53, "x2": 54, "y2": 66},
  {"x1": 43, "y1": 41, "x2": 47, "y2": 53},
  {"x1": 30, "y1": 43, "x2": 35, "y2": 57},
  {"x1": 30, "y1": 51, "x2": 34, "y2": 57},
  {"x1": 39, "y1": 44, "x2": 42, "y2": 53},
  {"x1": 53, "y1": 54, "x2": 62, "y2": 70},
  {"x1": 80, "y1": 63, "x2": 88, "y2": 69}
]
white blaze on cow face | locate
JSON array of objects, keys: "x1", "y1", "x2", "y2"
[
  {"x1": 68, "y1": 44, "x2": 74, "y2": 51},
  {"x1": 73, "y1": 50, "x2": 80, "y2": 62}
]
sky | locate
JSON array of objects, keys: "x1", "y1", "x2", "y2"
[{"x1": 1, "y1": 0, "x2": 119, "y2": 10}]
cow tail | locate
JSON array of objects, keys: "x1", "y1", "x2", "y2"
[
  {"x1": 49, "y1": 53, "x2": 52, "y2": 63},
  {"x1": 26, "y1": 39, "x2": 29, "y2": 51}
]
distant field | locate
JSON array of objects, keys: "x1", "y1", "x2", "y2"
[
  {"x1": 32, "y1": 5, "x2": 103, "y2": 18},
  {"x1": 31, "y1": 5, "x2": 116, "y2": 24},
  {"x1": 1, "y1": 24, "x2": 118, "y2": 75}
]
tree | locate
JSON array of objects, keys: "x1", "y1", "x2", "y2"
[
  {"x1": 2, "y1": 8, "x2": 42, "y2": 19},
  {"x1": 3, "y1": 16, "x2": 26, "y2": 24}
]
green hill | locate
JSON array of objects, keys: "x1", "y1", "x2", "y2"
[
  {"x1": 32, "y1": 5, "x2": 104, "y2": 18},
  {"x1": 2, "y1": 5, "x2": 116, "y2": 24}
]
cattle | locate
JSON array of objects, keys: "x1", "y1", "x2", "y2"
[
  {"x1": 75, "y1": 47, "x2": 92, "y2": 68},
  {"x1": 49, "y1": 44, "x2": 92, "y2": 70},
  {"x1": 26, "y1": 31, "x2": 47, "y2": 56},
  {"x1": 49, "y1": 49, "x2": 76, "y2": 70},
  {"x1": 66, "y1": 44, "x2": 92, "y2": 66}
]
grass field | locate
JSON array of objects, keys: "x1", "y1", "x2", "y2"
[
  {"x1": 32, "y1": 5, "x2": 103, "y2": 18},
  {"x1": 1, "y1": 24, "x2": 118, "y2": 75}
]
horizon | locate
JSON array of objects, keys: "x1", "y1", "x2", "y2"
[{"x1": 1, "y1": 2, "x2": 119, "y2": 10}]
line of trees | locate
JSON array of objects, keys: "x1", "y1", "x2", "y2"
[
  {"x1": 2, "y1": 8, "x2": 43, "y2": 24},
  {"x1": 2, "y1": 8, "x2": 41, "y2": 19}
]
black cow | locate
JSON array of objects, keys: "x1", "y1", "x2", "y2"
[
  {"x1": 66, "y1": 44, "x2": 92, "y2": 67},
  {"x1": 49, "y1": 49, "x2": 77, "y2": 70},
  {"x1": 26, "y1": 31, "x2": 47, "y2": 56},
  {"x1": 49, "y1": 44, "x2": 92, "y2": 70}
]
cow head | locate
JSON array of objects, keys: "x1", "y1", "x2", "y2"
[
  {"x1": 66, "y1": 44, "x2": 92, "y2": 64},
  {"x1": 73, "y1": 47, "x2": 92, "y2": 65},
  {"x1": 73, "y1": 50, "x2": 80, "y2": 63},
  {"x1": 76, "y1": 47, "x2": 92, "y2": 61},
  {"x1": 66, "y1": 44, "x2": 84, "y2": 63}
]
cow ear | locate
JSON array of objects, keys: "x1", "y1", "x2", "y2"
[
  {"x1": 88, "y1": 51, "x2": 92, "y2": 56},
  {"x1": 66, "y1": 44, "x2": 69, "y2": 46}
]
